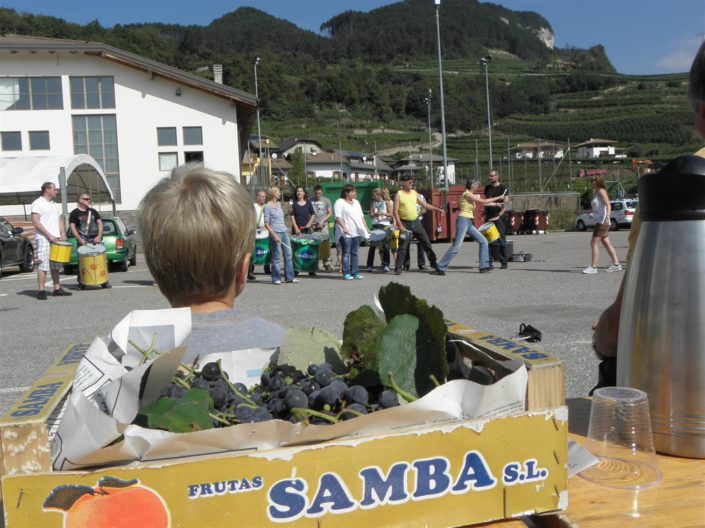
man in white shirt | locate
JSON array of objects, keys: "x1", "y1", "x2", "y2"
[
  {"x1": 311, "y1": 185, "x2": 333, "y2": 271},
  {"x1": 31, "y1": 182, "x2": 72, "y2": 300}
]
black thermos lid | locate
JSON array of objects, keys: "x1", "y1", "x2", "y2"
[{"x1": 639, "y1": 154, "x2": 705, "y2": 221}]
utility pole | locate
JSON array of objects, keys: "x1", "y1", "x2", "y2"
[
  {"x1": 434, "y1": 0, "x2": 449, "y2": 199},
  {"x1": 568, "y1": 138, "x2": 573, "y2": 189},
  {"x1": 253, "y1": 57, "x2": 263, "y2": 184},
  {"x1": 424, "y1": 89, "x2": 433, "y2": 188},
  {"x1": 479, "y1": 55, "x2": 493, "y2": 170},
  {"x1": 474, "y1": 139, "x2": 479, "y2": 179}
]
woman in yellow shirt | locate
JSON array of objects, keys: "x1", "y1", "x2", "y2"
[{"x1": 437, "y1": 180, "x2": 506, "y2": 274}]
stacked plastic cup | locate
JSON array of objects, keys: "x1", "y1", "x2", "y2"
[{"x1": 579, "y1": 387, "x2": 662, "y2": 489}]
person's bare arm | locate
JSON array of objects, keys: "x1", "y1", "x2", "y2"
[
  {"x1": 335, "y1": 216, "x2": 349, "y2": 235},
  {"x1": 418, "y1": 197, "x2": 445, "y2": 214},
  {"x1": 32, "y1": 212, "x2": 57, "y2": 241},
  {"x1": 467, "y1": 193, "x2": 504, "y2": 206},
  {"x1": 69, "y1": 222, "x2": 83, "y2": 244},
  {"x1": 95, "y1": 218, "x2": 104, "y2": 243},
  {"x1": 592, "y1": 276, "x2": 625, "y2": 359},
  {"x1": 321, "y1": 203, "x2": 333, "y2": 225},
  {"x1": 393, "y1": 193, "x2": 405, "y2": 231},
  {"x1": 599, "y1": 189, "x2": 611, "y2": 224},
  {"x1": 264, "y1": 207, "x2": 281, "y2": 243}
]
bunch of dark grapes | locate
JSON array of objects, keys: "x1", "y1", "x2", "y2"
[{"x1": 157, "y1": 361, "x2": 401, "y2": 430}]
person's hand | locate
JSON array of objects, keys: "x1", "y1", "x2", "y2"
[
  {"x1": 439, "y1": 209, "x2": 446, "y2": 216},
  {"x1": 79, "y1": 238, "x2": 86, "y2": 246},
  {"x1": 273, "y1": 235, "x2": 281, "y2": 244},
  {"x1": 94, "y1": 237, "x2": 102, "y2": 244},
  {"x1": 59, "y1": 233, "x2": 67, "y2": 241},
  {"x1": 295, "y1": 227, "x2": 301, "y2": 235}
]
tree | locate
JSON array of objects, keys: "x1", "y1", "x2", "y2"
[{"x1": 289, "y1": 151, "x2": 305, "y2": 188}]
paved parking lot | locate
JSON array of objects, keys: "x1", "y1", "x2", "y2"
[{"x1": 0, "y1": 230, "x2": 630, "y2": 414}]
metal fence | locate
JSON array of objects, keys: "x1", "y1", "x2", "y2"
[{"x1": 509, "y1": 192, "x2": 580, "y2": 213}]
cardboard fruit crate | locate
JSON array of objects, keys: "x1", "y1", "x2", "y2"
[{"x1": 0, "y1": 329, "x2": 567, "y2": 527}]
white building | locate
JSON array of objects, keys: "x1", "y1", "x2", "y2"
[
  {"x1": 304, "y1": 151, "x2": 350, "y2": 180},
  {"x1": 0, "y1": 35, "x2": 256, "y2": 215},
  {"x1": 574, "y1": 138, "x2": 617, "y2": 159},
  {"x1": 392, "y1": 154, "x2": 456, "y2": 185},
  {"x1": 510, "y1": 142, "x2": 564, "y2": 160}
]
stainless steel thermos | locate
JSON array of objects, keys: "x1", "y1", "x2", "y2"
[{"x1": 617, "y1": 154, "x2": 705, "y2": 458}]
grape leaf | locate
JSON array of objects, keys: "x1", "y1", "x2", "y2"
[
  {"x1": 341, "y1": 305, "x2": 386, "y2": 364},
  {"x1": 374, "y1": 314, "x2": 420, "y2": 397},
  {"x1": 275, "y1": 327, "x2": 346, "y2": 374},
  {"x1": 138, "y1": 388, "x2": 214, "y2": 433},
  {"x1": 378, "y1": 282, "x2": 448, "y2": 396}
]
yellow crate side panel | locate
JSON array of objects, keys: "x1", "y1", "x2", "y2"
[{"x1": 3, "y1": 411, "x2": 567, "y2": 528}]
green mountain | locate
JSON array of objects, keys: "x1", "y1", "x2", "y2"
[{"x1": 0, "y1": 0, "x2": 697, "y2": 180}]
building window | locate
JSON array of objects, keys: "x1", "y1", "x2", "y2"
[
  {"x1": 1, "y1": 131, "x2": 22, "y2": 151},
  {"x1": 184, "y1": 151, "x2": 204, "y2": 164},
  {"x1": 159, "y1": 152, "x2": 178, "y2": 172},
  {"x1": 183, "y1": 126, "x2": 203, "y2": 145},
  {"x1": 73, "y1": 114, "x2": 121, "y2": 200},
  {"x1": 157, "y1": 127, "x2": 177, "y2": 146},
  {"x1": 0, "y1": 77, "x2": 63, "y2": 110},
  {"x1": 29, "y1": 130, "x2": 50, "y2": 150},
  {"x1": 70, "y1": 76, "x2": 115, "y2": 109}
]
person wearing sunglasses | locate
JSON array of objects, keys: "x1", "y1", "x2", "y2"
[{"x1": 69, "y1": 194, "x2": 110, "y2": 289}]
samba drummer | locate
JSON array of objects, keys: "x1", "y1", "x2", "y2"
[
  {"x1": 31, "y1": 182, "x2": 72, "y2": 300},
  {"x1": 69, "y1": 193, "x2": 111, "y2": 289},
  {"x1": 436, "y1": 180, "x2": 506, "y2": 275}
]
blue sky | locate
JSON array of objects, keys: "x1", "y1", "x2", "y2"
[{"x1": 1, "y1": 0, "x2": 703, "y2": 75}]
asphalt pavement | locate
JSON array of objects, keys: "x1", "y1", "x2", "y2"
[{"x1": 0, "y1": 230, "x2": 631, "y2": 415}]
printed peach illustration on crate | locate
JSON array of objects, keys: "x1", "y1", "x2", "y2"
[{"x1": 43, "y1": 476, "x2": 169, "y2": 528}]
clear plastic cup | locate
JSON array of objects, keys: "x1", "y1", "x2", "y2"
[{"x1": 579, "y1": 387, "x2": 662, "y2": 489}]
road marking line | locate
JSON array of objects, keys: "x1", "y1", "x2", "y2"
[{"x1": 0, "y1": 386, "x2": 31, "y2": 394}]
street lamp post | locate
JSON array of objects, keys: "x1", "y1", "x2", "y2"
[
  {"x1": 337, "y1": 121, "x2": 344, "y2": 180},
  {"x1": 424, "y1": 89, "x2": 433, "y2": 187},
  {"x1": 434, "y1": 0, "x2": 449, "y2": 197},
  {"x1": 479, "y1": 55, "x2": 493, "y2": 170},
  {"x1": 253, "y1": 57, "x2": 263, "y2": 181}
]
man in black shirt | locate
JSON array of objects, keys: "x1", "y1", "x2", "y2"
[
  {"x1": 69, "y1": 194, "x2": 111, "y2": 289},
  {"x1": 483, "y1": 170, "x2": 509, "y2": 269}
]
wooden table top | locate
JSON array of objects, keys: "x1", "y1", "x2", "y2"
[
  {"x1": 529, "y1": 398, "x2": 705, "y2": 528},
  {"x1": 470, "y1": 398, "x2": 705, "y2": 528}
]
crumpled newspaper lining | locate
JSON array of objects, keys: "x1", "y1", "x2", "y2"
[{"x1": 51, "y1": 308, "x2": 527, "y2": 471}]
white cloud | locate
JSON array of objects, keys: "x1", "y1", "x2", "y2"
[{"x1": 656, "y1": 36, "x2": 703, "y2": 73}]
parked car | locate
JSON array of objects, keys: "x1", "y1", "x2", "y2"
[
  {"x1": 64, "y1": 216, "x2": 137, "y2": 273},
  {"x1": 0, "y1": 217, "x2": 34, "y2": 278},
  {"x1": 575, "y1": 199, "x2": 638, "y2": 232}
]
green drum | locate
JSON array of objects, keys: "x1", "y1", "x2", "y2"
[
  {"x1": 291, "y1": 235, "x2": 320, "y2": 272},
  {"x1": 252, "y1": 237, "x2": 271, "y2": 265}
]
